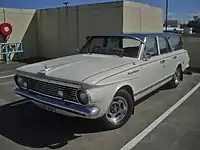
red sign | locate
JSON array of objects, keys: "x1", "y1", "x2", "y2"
[{"x1": 0, "y1": 23, "x2": 13, "y2": 36}]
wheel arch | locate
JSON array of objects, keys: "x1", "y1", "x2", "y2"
[{"x1": 114, "y1": 84, "x2": 135, "y2": 114}]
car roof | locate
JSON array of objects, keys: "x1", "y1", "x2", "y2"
[{"x1": 87, "y1": 32, "x2": 180, "y2": 42}]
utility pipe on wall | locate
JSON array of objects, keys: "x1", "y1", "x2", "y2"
[{"x1": 3, "y1": 8, "x2": 6, "y2": 23}]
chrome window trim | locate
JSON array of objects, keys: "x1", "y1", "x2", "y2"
[{"x1": 138, "y1": 37, "x2": 147, "y2": 60}]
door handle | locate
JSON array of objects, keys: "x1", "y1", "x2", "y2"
[
  {"x1": 160, "y1": 60, "x2": 165, "y2": 64},
  {"x1": 173, "y1": 56, "x2": 177, "y2": 59}
]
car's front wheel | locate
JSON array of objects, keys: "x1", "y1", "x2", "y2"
[{"x1": 100, "y1": 89, "x2": 134, "y2": 129}]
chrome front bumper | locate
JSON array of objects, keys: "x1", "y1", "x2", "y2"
[{"x1": 14, "y1": 88, "x2": 100, "y2": 118}]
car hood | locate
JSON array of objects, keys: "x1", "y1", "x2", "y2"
[{"x1": 17, "y1": 54, "x2": 137, "y2": 84}]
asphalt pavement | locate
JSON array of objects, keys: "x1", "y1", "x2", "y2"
[{"x1": 0, "y1": 62, "x2": 200, "y2": 150}]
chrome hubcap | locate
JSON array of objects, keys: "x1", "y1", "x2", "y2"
[
  {"x1": 106, "y1": 96, "x2": 128, "y2": 124},
  {"x1": 175, "y1": 68, "x2": 181, "y2": 84}
]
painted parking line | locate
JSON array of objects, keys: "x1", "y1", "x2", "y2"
[
  {"x1": 0, "y1": 69, "x2": 15, "y2": 74},
  {"x1": 121, "y1": 82, "x2": 200, "y2": 150},
  {"x1": 0, "y1": 81, "x2": 14, "y2": 86},
  {"x1": 0, "y1": 74, "x2": 15, "y2": 79}
]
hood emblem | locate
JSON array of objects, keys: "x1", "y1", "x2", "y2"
[
  {"x1": 37, "y1": 64, "x2": 51, "y2": 77},
  {"x1": 42, "y1": 64, "x2": 51, "y2": 72},
  {"x1": 45, "y1": 64, "x2": 48, "y2": 69},
  {"x1": 44, "y1": 64, "x2": 49, "y2": 71},
  {"x1": 38, "y1": 64, "x2": 51, "y2": 74}
]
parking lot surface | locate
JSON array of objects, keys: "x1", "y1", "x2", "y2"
[{"x1": 0, "y1": 62, "x2": 200, "y2": 150}]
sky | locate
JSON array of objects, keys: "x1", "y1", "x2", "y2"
[{"x1": 0, "y1": 0, "x2": 199, "y2": 23}]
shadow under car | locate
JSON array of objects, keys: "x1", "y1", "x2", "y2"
[{"x1": 0, "y1": 100, "x2": 109, "y2": 149}]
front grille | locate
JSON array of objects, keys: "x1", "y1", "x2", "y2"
[{"x1": 22, "y1": 77, "x2": 78, "y2": 103}]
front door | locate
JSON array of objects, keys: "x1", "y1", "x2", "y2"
[{"x1": 136, "y1": 36, "x2": 163, "y2": 98}]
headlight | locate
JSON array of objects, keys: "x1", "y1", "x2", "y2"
[
  {"x1": 14, "y1": 75, "x2": 23, "y2": 87},
  {"x1": 14, "y1": 75, "x2": 28, "y2": 89},
  {"x1": 76, "y1": 89, "x2": 90, "y2": 105}
]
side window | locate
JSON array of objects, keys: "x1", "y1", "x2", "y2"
[
  {"x1": 158, "y1": 37, "x2": 172, "y2": 54},
  {"x1": 168, "y1": 35, "x2": 183, "y2": 51},
  {"x1": 122, "y1": 38, "x2": 141, "y2": 58},
  {"x1": 143, "y1": 37, "x2": 158, "y2": 57}
]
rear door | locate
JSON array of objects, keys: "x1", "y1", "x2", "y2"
[
  {"x1": 158, "y1": 36, "x2": 175, "y2": 79},
  {"x1": 168, "y1": 34, "x2": 190, "y2": 71}
]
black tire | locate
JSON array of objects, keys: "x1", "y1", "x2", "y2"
[
  {"x1": 99, "y1": 89, "x2": 134, "y2": 129},
  {"x1": 168, "y1": 66, "x2": 182, "y2": 88}
]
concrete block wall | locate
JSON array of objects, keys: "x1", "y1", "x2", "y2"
[
  {"x1": 36, "y1": 1, "x2": 124, "y2": 59},
  {"x1": 0, "y1": 8, "x2": 38, "y2": 60},
  {"x1": 35, "y1": 1, "x2": 163, "y2": 59},
  {"x1": 0, "y1": 1, "x2": 164, "y2": 60},
  {"x1": 123, "y1": 1, "x2": 163, "y2": 33}
]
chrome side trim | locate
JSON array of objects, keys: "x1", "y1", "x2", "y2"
[
  {"x1": 81, "y1": 61, "x2": 137, "y2": 84},
  {"x1": 135, "y1": 74, "x2": 173, "y2": 96},
  {"x1": 14, "y1": 88, "x2": 100, "y2": 118}
]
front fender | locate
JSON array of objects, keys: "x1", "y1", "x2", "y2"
[{"x1": 87, "y1": 81, "x2": 135, "y2": 118}]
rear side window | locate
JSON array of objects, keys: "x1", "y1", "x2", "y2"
[
  {"x1": 158, "y1": 37, "x2": 172, "y2": 54},
  {"x1": 168, "y1": 35, "x2": 183, "y2": 51}
]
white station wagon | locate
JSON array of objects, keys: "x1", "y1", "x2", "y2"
[{"x1": 14, "y1": 33, "x2": 190, "y2": 129}]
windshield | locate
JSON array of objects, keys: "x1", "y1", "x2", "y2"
[{"x1": 79, "y1": 36, "x2": 142, "y2": 58}]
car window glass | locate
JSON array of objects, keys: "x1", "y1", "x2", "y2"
[
  {"x1": 158, "y1": 37, "x2": 172, "y2": 54},
  {"x1": 122, "y1": 38, "x2": 141, "y2": 58},
  {"x1": 168, "y1": 35, "x2": 183, "y2": 51},
  {"x1": 143, "y1": 37, "x2": 158, "y2": 57},
  {"x1": 88, "y1": 38, "x2": 104, "y2": 52},
  {"x1": 80, "y1": 37, "x2": 141, "y2": 58}
]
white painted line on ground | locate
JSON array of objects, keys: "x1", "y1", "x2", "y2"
[
  {"x1": 0, "y1": 81, "x2": 13, "y2": 86},
  {"x1": 0, "y1": 69, "x2": 15, "y2": 74},
  {"x1": 0, "y1": 74, "x2": 15, "y2": 79},
  {"x1": 121, "y1": 82, "x2": 200, "y2": 150},
  {"x1": 10, "y1": 100, "x2": 29, "y2": 107}
]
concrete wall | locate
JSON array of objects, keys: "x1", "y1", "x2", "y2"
[
  {"x1": 78, "y1": 2, "x2": 123, "y2": 48},
  {"x1": 123, "y1": 1, "x2": 163, "y2": 33},
  {"x1": 0, "y1": 1, "x2": 164, "y2": 60},
  {"x1": 183, "y1": 35, "x2": 200, "y2": 69},
  {"x1": 36, "y1": 1, "x2": 124, "y2": 59},
  {"x1": 36, "y1": 1, "x2": 163, "y2": 59},
  {"x1": 0, "y1": 8, "x2": 38, "y2": 60}
]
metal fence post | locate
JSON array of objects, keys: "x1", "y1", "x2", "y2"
[{"x1": 5, "y1": 44, "x2": 8, "y2": 64}]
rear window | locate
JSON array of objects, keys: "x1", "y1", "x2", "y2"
[{"x1": 168, "y1": 35, "x2": 184, "y2": 51}]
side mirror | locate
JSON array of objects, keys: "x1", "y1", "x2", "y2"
[{"x1": 143, "y1": 52, "x2": 152, "y2": 61}]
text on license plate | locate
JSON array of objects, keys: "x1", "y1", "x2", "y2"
[{"x1": 38, "y1": 103, "x2": 57, "y2": 113}]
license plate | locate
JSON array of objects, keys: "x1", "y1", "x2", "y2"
[{"x1": 38, "y1": 103, "x2": 57, "y2": 113}]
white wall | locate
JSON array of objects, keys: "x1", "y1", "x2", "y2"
[{"x1": 123, "y1": 1, "x2": 163, "y2": 33}]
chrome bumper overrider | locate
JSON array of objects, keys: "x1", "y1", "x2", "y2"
[{"x1": 14, "y1": 88, "x2": 100, "y2": 118}]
